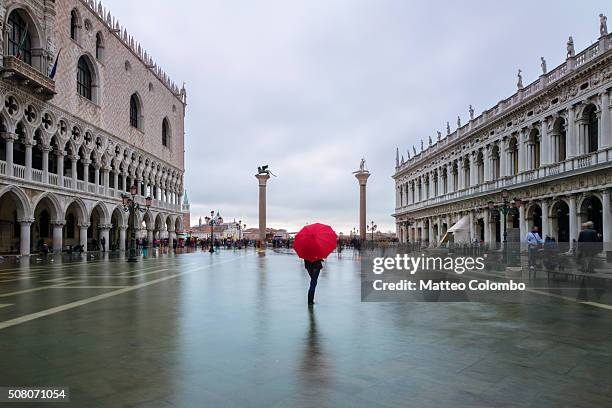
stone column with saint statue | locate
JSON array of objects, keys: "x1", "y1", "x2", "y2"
[{"x1": 354, "y1": 159, "x2": 371, "y2": 242}]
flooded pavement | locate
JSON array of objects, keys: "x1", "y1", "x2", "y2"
[{"x1": 1, "y1": 249, "x2": 612, "y2": 407}]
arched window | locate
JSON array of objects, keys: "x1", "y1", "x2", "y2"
[
  {"x1": 7, "y1": 11, "x2": 32, "y2": 65},
  {"x1": 95, "y1": 32, "x2": 104, "y2": 60},
  {"x1": 130, "y1": 94, "x2": 141, "y2": 129},
  {"x1": 508, "y1": 138, "x2": 519, "y2": 175},
  {"x1": 162, "y1": 118, "x2": 170, "y2": 146},
  {"x1": 70, "y1": 10, "x2": 79, "y2": 40},
  {"x1": 587, "y1": 107, "x2": 598, "y2": 153},
  {"x1": 77, "y1": 56, "x2": 92, "y2": 100}
]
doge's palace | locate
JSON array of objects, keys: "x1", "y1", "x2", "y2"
[
  {"x1": 0, "y1": 0, "x2": 187, "y2": 255},
  {"x1": 393, "y1": 16, "x2": 612, "y2": 252}
]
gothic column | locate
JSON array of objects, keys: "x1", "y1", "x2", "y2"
[
  {"x1": 602, "y1": 189, "x2": 611, "y2": 252},
  {"x1": 569, "y1": 195, "x2": 578, "y2": 251},
  {"x1": 25, "y1": 142, "x2": 32, "y2": 180},
  {"x1": 437, "y1": 169, "x2": 444, "y2": 195},
  {"x1": 428, "y1": 172, "x2": 434, "y2": 198},
  {"x1": 82, "y1": 159, "x2": 90, "y2": 189},
  {"x1": 257, "y1": 173, "x2": 273, "y2": 243},
  {"x1": 99, "y1": 224, "x2": 111, "y2": 252},
  {"x1": 4, "y1": 134, "x2": 15, "y2": 177},
  {"x1": 428, "y1": 218, "x2": 434, "y2": 246},
  {"x1": 42, "y1": 146, "x2": 50, "y2": 183},
  {"x1": 79, "y1": 223, "x2": 89, "y2": 252},
  {"x1": 56, "y1": 151, "x2": 64, "y2": 186},
  {"x1": 168, "y1": 227, "x2": 176, "y2": 247},
  {"x1": 600, "y1": 91, "x2": 611, "y2": 149},
  {"x1": 447, "y1": 163, "x2": 454, "y2": 192},
  {"x1": 71, "y1": 156, "x2": 78, "y2": 188},
  {"x1": 113, "y1": 171, "x2": 119, "y2": 193},
  {"x1": 93, "y1": 163, "x2": 100, "y2": 190},
  {"x1": 19, "y1": 218, "x2": 34, "y2": 255},
  {"x1": 102, "y1": 166, "x2": 110, "y2": 196},
  {"x1": 147, "y1": 228, "x2": 154, "y2": 245},
  {"x1": 119, "y1": 225, "x2": 127, "y2": 252},
  {"x1": 52, "y1": 220, "x2": 65, "y2": 252},
  {"x1": 541, "y1": 199, "x2": 550, "y2": 239}
]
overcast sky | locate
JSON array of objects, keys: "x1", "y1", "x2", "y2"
[{"x1": 104, "y1": 0, "x2": 608, "y2": 234}]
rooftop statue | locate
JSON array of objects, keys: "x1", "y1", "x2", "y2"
[
  {"x1": 517, "y1": 69, "x2": 523, "y2": 89},
  {"x1": 601, "y1": 14, "x2": 608, "y2": 36},
  {"x1": 437, "y1": 131, "x2": 442, "y2": 141},
  {"x1": 457, "y1": 116, "x2": 461, "y2": 128},
  {"x1": 567, "y1": 36, "x2": 575, "y2": 58},
  {"x1": 540, "y1": 57, "x2": 547, "y2": 75},
  {"x1": 446, "y1": 122, "x2": 451, "y2": 135},
  {"x1": 468, "y1": 105, "x2": 474, "y2": 120}
]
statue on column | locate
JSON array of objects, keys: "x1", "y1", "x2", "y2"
[
  {"x1": 540, "y1": 57, "x2": 547, "y2": 75},
  {"x1": 468, "y1": 105, "x2": 474, "y2": 120},
  {"x1": 358, "y1": 158, "x2": 367, "y2": 172},
  {"x1": 567, "y1": 36, "x2": 575, "y2": 58},
  {"x1": 517, "y1": 69, "x2": 523, "y2": 89},
  {"x1": 600, "y1": 14, "x2": 608, "y2": 37}
]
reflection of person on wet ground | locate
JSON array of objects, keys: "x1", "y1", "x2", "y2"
[{"x1": 543, "y1": 236, "x2": 559, "y2": 271}]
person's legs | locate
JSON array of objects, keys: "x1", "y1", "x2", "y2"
[{"x1": 308, "y1": 269, "x2": 320, "y2": 304}]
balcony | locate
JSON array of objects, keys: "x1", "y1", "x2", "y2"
[{"x1": 1, "y1": 56, "x2": 55, "y2": 99}]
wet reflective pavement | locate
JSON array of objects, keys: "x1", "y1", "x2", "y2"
[{"x1": 1, "y1": 249, "x2": 612, "y2": 407}]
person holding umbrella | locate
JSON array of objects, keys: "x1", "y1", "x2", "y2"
[{"x1": 293, "y1": 223, "x2": 337, "y2": 305}]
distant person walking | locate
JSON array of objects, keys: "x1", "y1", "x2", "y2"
[
  {"x1": 577, "y1": 221, "x2": 600, "y2": 273},
  {"x1": 526, "y1": 226, "x2": 544, "y2": 270},
  {"x1": 100, "y1": 235, "x2": 106, "y2": 252},
  {"x1": 304, "y1": 259, "x2": 323, "y2": 305}
]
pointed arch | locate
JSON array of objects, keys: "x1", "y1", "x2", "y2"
[{"x1": 0, "y1": 185, "x2": 32, "y2": 219}]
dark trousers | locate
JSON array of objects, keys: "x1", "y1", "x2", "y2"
[{"x1": 307, "y1": 269, "x2": 321, "y2": 304}]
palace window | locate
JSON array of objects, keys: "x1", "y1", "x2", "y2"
[
  {"x1": 162, "y1": 118, "x2": 170, "y2": 147},
  {"x1": 77, "y1": 56, "x2": 93, "y2": 100},
  {"x1": 96, "y1": 32, "x2": 104, "y2": 60},
  {"x1": 7, "y1": 11, "x2": 32, "y2": 65},
  {"x1": 70, "y1": 10, "x2": 79, "y2": 41},
  {"x1": 130, "y1": 94, "x2": 141, "y2": 129}
]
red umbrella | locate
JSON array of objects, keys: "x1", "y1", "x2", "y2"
[{"x1": 293, "y1": 223, "x2": 337, "y2": 262}]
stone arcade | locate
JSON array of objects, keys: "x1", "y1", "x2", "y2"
[
  {"x1": 0, "y1": 0, "x2": 187, "y2": 255},
  {"x1": 393, "y1": 18, "x2": 612, "y2": 252}
]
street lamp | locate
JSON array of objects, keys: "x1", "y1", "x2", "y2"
[
  {"x1": 488, "y1": 189, "x2": 521, "y2": 263},
  {"x1": 367, "y1": 220, "x2": 377, "y2": 241},
  {"x1": 122, "y1": 185, "x2": 152, "y2": 262},
  {"x1": 204, "y1": 210, "x2": 223, "y2": 253}
]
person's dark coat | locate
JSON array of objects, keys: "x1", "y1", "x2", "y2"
[{"x1": 577, "y1": 228, "x2": 601, "y2": 258}]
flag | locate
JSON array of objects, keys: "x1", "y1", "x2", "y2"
[
  {"x1": 15, "y1": 24, "x2": 29, "y2": 60},
  {"x1": 49, "y1": 49, "x2": 61, "y2": 79}
]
